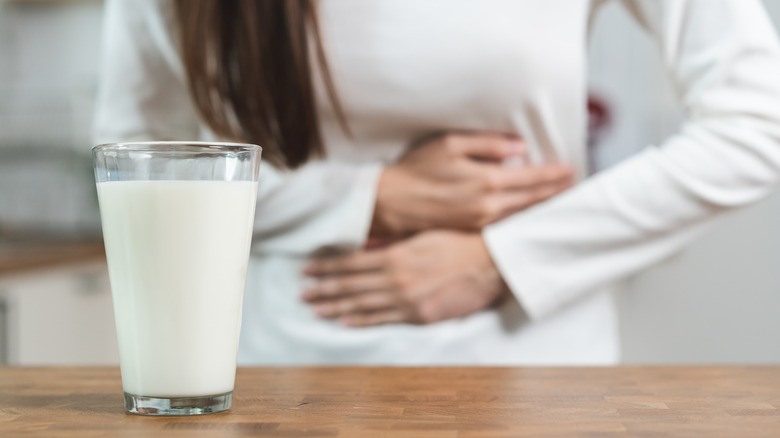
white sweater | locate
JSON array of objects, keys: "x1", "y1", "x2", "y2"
[{"x1": 95, "y1": 0, "x2": 780, "y2": 364}]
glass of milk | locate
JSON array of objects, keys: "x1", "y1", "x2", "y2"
[{"x1": 92, "y1": 142, "x2": 261, "y2": 415}]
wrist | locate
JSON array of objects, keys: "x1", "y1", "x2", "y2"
[
  {"x1": 471, "y1": 233, "x2": 511, "y2": 300},
  {"x1": 370, "y1": 166, "x2": 404, "y2": 238}
]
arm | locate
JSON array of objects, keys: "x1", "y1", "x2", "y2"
[
  {"x1": 302, "y1": 0, "x2": 780, "y2": 326},
  {"x1": 484, "y1": 0, "x2": 780, "y2": 320}
]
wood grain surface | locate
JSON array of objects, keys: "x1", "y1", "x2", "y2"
[{"x1": 1, "y1": 366, "x2": 780, "y2": 437}]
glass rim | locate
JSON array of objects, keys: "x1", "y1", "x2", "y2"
[{"x1": 92, "y1": 141, "x2": 262, "y2": 154}]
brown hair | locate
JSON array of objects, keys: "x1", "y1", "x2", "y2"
[{"x1": 174, "y1": 0, "x2": 346, "y2": 168}]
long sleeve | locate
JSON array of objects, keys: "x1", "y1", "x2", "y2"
[
  {"x1": 93, "y1": 0, "x2": 381, "y2": 255},
  {"x1": 483, "y1": 0, "x2": 780, "y2": 320}
]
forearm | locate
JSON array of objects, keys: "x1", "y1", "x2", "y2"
[{"x1": 482, "y1": 0, "x2": 780, "y2": 321}]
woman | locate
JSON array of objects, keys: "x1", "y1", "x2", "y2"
[{"x1": 94, "y1": 0, "x2": 780, "y2": 365}]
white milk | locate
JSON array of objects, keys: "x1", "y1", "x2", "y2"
[{"x1": 97, "y1": 180, "x2": 257, "y2": 397}]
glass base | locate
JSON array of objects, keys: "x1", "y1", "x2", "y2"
[{"x1": 124, "y1": 391, "x2": 232, "y2": 416}]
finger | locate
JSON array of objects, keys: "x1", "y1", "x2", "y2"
[
  {"x1": 340, "y1": 309, "x2": 410, "y2": 327},
  {"x1": 304, "y1": 249, "x2": 388, "y2": 276},
  {"x1": 491, "y1": 164, "x2": 573, "y2": 190},
  {"x1": 311, "y1": 290, "x2": 399, "y2": 318},
  {"x1": 450, "y1": 134, "x2": 525, "y2": 161},
  {"x1": 364, "y1": 236, "x2": 396, "y2": 250},
  {"x1": 494, "y1": 178, "x2": 574, "y2": 219},
  {"x1": 301, "y1": 272, "x2": 391, "y2": 302}
]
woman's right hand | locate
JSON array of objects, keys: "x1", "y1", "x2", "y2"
[{"x1": 371, "y1": 132, "x2": 574, "y2": 236}]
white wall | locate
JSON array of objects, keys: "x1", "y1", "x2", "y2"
[
  {"x1": 588, "y1": 1, "x2": 780, "y2": 363},
  {"x1": 0, "y1": 0, "x2": 101, "y2": 149},
  {"x1": 0, "y1": 0, "x2": 102, "y2": 235}
]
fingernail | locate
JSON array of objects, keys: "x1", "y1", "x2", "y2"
[
  {"x1": 301, "y1": 289, "x2": 315, "y2": 301},
  {"x1": 314, "y1": 305, "x2": 331, "y2": 317},
  {"x1": 508, "y1": 140, "x2": 524, "y2": 154}
]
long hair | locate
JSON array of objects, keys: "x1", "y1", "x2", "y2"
[{"x1": 174, "y1": 0, "x2": 346, "y2": 168}]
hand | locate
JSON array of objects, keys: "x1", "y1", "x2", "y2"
[
  {"x1": 302, "y1": 230, "x2": 509, "y2": 327},
  {"x1": 372, "y1": 132, "x2": 574, "y2": 236}
]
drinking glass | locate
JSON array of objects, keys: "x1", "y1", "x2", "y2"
[{"x1": 93, "y1": 141, "x2": 261, "y2": 415}]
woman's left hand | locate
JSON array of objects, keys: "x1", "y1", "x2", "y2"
[{"x1": 302, "y1": 230, "x2": 509, "y2": 327}]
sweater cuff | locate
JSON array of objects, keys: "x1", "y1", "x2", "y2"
[
  {"x1": 341, "y1": 162, "x2": 384, "y2": 246},
  {"x1": 482, "y1": 218, "x2": 552, "y2": 321}
]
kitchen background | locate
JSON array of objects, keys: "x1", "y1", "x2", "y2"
[{"x1": 1, "y1": 0, "x2": 779, "y2": 365}]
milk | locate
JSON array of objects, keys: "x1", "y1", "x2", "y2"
[{"x1": 97, "y1": 180, "x2": 257, "y2": 397}]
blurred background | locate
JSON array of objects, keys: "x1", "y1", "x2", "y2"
[{"x1": 1, "y1": 0, "x2": 779, "y2": 365}]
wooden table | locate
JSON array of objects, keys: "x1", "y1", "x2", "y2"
[
  {"x1": 0, "y1": 240, "x2": 104, "y2": 276},
  {"x1": 1, "y1": 367, "x2": 780, "y2": 437}
]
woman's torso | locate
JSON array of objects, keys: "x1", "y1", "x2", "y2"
[{"x1": 239, "y1": 0, "x2": 620, "y2": 365}]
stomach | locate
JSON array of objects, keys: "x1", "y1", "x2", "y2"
[{"x1": 237, "y1": 254, "x2": 620, "y2": 365}]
